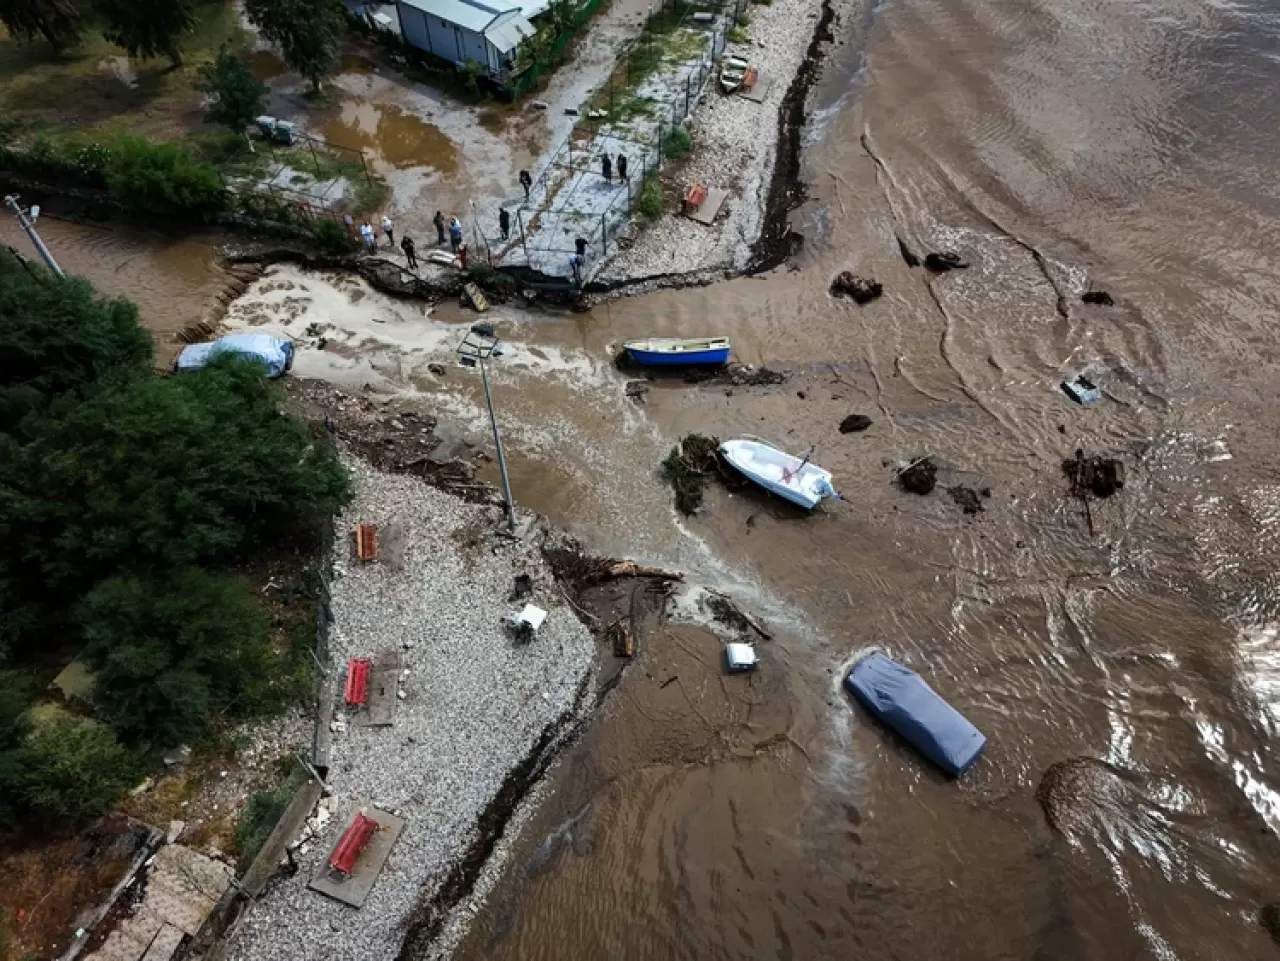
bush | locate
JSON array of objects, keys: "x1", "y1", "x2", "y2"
[
  {"x1": 663, "y1": 125, "x2": 692, "y2": 159},
  {"x1": 80, "y1": 570, "x2": 276, "y2": 746},
  {"x1": 736, "y1": 10, "x2": 751, "y2": 25},
  {"x1": 17, "y1": 714, "x2": 142, "y2": 824},
  {"x1": 728, "y1": 26, "x2": 747, "y2": 43},
  {"x1": 235, "y1": 758, "x2": 306, "y2": 863},
  {"x1": 312, "y1": 216, "x2": 356, "y2": 254},
  {"x1": 636, "y1": 173, "x2": 662, "y2": 219},
  {"x1": 200, "y1": 48, "x2": 269, "y2": 134},
  {"x1": 105, "y1": 136, "x2": 228, "y2": 218}
]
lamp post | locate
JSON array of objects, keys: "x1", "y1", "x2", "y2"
[
  {"x1": 4, "y1": 194, "x2": 63, "y2": 277},
  {"x1": 458, "y1": 322, "x2": 517, "y2": 533}
]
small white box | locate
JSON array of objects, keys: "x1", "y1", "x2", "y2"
[
  {"x1": 725, "y1": 643, "x2": 758, "y2": 673},
  {"x1": 507, "y1": 603, "x2": 547, "y2": 633}
]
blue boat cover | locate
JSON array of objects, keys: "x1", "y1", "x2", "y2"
[
  {"x1": 176, "y1": 334, "x2": 293, "y2": 378},
  {"x1": 845, "y1": 652, "x2": 986, "y2": 776}
]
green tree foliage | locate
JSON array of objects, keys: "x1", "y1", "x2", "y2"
[
  {"x1": 96, "y1": 0, "x2": 196, "y2": 67},
  {"x1": 16, "y1": 713, "x2": 141, "y2": 822},
  {"x1": 199, "y1": 47, "x2": 269, "y2": 134},
  {"x1": 312, "y1": 216, "x2": 355, "y2": 254},
  {"x1": 0, "y1": 254, "x2": 152, "y2": 435},
  {"x1": 0, "y1": 0, "x2": 83, "y2": 52},
  {"x1": 104, "y1": 136, "x2": 228, "y2": 217},
  {"x1": 0, "y1": 674, "x2": 34, "y2": 825},
  {"x1": 244, "y1": 0, "x2": 346, "y2": 93},
  {"x1": 80, "y1": 570, "x2": 275, "y2": 746}
]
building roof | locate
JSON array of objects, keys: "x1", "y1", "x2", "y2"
[
  {"x1": 514, "y1": 0, "x2": 550, "y2": 17},
  {"x1": 399, "y1": 0, "x2": 515, "y2": 33},
  {"x1": 485, "y1": 11, "x2": 534, "y2": 52}
]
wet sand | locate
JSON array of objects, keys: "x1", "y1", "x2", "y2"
[{"x1": 8, "y1": 0, "x2": 1280, "y2": 955}]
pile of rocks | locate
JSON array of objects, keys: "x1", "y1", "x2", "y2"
[{"x1": 228, "y1": 460, "x2": 596, "y2": 961}]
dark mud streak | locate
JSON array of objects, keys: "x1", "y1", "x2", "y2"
[
  {"x1": 748, "y1": 0, "x2": 838, "y2": 272},
  {"x1": 397, "y1": 673, "x2": 592, "y2": 961}
]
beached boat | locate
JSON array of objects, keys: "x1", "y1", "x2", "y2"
[
  {"x1": 844, "y1": 650, "x2": 986, "y2": 777},
  {"x1": 718, "y1": 439, "x2": 837, "y2": 510},
  {"x1": 720, "y1": 56, "x2": 750, "y2": 94},
  {"x1": 624, "y1": 337, "x2": 731, "y2": 367}
]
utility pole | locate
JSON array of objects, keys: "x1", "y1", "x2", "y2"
[
  {"x1": 4, "y1": 194, "x2": 64, "y2": 277},
  {"x1": 458, "y1": 323, "x2": 517, "y2": 534}
]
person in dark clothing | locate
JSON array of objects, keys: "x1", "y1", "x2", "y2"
[
  {"x1": 617, "y1": 154, "x2": 628, "y2": 182},
  {"x1": 519, "y1": 169, "x2": 532, "y2": 198},
  {"x1": 601, "y1": 153, "x2": 612, "y2": 184},
  {"x1": 401, "y1": 235, "x2": 418, "y2": 270},
  {"x1": 448, "y1": 216, "x2": 463, "y2": 253},
  {"x1": 433, "y1": 210, "x2": 446, "y2": 245},
  {"x1": 499, "y1": 207, "x2": 511, "y2": 241},
  {"x1": 574, "y1": 236, "x2": 587, "y2": 258}
]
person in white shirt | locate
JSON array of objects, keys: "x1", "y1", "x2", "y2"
[
  {"x1": 381, "y1": 215, "x2": 394, "y2": 247},
  {"x1": 360, "y1": 220, "x2": 376, "y2": 252}
]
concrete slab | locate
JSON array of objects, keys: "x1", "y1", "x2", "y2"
[
  {"x1": 308, "y1": 806, "x2": 406, "y2": 908},
  {"x1": 688, "y1": 187, "x2": 728, "y2": 225},
  {"x1": 739, "y1": 76, "x2": 771, "y2": 103},
  {"x1": 139, "y1": 924, "x2": 185, "y2": 961},
  {"x1": 359, "y1": 649, "x2": 401, "y2": 727}
]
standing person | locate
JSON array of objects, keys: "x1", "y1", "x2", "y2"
[
  {"x1": 617, "y1": 153, "x2": 628, "y2": 182},
  {"x1": 448, "y1": 216, "x2": 463, "y2": 253},
  {"x1": 381, "y1": 214, "x2": 394, "y2": 248},
  {"x1": 360, "y1": 220, "x2": 376, "y2": 252},
  {"x1": 499, "y1": 207, "x2": 511, "y2": 241},
  {"x1": 342, "y1": 212, "x2": 355, "y2": 241},
  {"x1": 569, "y1": 252, "x2": 583, "y2": 286},
  {"x1": 601, "y1": 153, "x2": 612, "y2": 184},
  {"x1": 433, "y1": 210, "x2": 446, "y2": 246},
  {"x1": 519, "y1": 169, "x2": 532, "y2": 199},
  {"x1": 574, "y1": 236, "x2": 587, "y2": 258},
  {"x1": 401, "y1": 235, "x2": 418, "y2": 270}
]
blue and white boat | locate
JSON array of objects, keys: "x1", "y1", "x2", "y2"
[
  {"x1": 845, "y1": 650, "x2": 986, "y2": 777},
  {"x1": 718, "y1": 439, "x2": 837, "y2": 510},
  {"x1": 624, "y1": 337, "x2": 731, "y2": 367}
]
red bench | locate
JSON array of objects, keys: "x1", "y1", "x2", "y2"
[
  {"x1": 344, "y1": 658, "x2": 371, "y2": 706},
  {"x1": 682, "y1": 183, "x2": 707, "y2": 213},
  {"x1": 330, "y1": 812, "x2": 378, "y2": 875},
  {"x1": 354, "y1": 524, "x2": 377, "y2": 562}
]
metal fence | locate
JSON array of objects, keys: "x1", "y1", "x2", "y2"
[{"x1": 493, "y1": 0, "x2": 746, "y2": 280}]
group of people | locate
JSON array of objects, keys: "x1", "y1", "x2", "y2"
[
  {"x1": 599, "y1": 152, "x2": 628, "y2": 185},
  {"x1": 343, "y1": 211, "x2": 467, "y2": 271}
]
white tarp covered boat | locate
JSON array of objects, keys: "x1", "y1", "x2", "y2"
[{"x1": 719, "y1": 439, "x2": 837, "y2": 510}]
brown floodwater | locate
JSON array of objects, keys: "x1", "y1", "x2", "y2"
[
  {"x1": 318, "y1": 101, "x2": 460, "y2": 173},
  {"x1": 245, "y1": 49, "x2": 287, "y2": 82},
  {"x1": 8, "y1": 0, "x2": 1280, "y2": 955}
]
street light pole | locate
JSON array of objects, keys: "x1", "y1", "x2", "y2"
[
  {"x1": 458, "y1": 323, "x2": 517, "y2": 534},
  {"x1": 4, "y1": 194, "x2": 64, "y2": 277}
]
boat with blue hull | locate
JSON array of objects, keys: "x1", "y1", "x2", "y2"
[{"x1": 624, "y1": 337, "x2": 731, "y2": 366}]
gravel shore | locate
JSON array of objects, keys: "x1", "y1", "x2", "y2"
[
  {"x1": 228, "y1": 459, "x2": 596, "y2": 961},
  {"x1": 602, "y1": 0, "x2": 828, "y2": 280}
]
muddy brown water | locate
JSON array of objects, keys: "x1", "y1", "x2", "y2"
[{"x1": 9, "y1": 0, "x2": 1280, "y2": 955}]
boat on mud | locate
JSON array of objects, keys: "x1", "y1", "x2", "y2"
[
  {"x1": 718, "y1": 439, "x2": 837, "y2": 510},
  {"x1": 844, "y1": 650, "x2": 986, "y2": 777},
  {"x1": 624, "y1": 337, "x2": 731, "y2": 366}
]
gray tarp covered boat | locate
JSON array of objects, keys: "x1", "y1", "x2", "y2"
[{"x1": 845, "y1": 651, "x2": 986, "y2": 776}]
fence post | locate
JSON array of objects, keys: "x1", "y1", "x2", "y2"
[
  {"x1": 516, "y1": 208, "x2": 529, "y2": 263},
  {"x1": 306, "y1": 137, "x2": 322, "y2": 178},
  {"x1": 600, "y1": 213, "x2": 607, "y2": 255}
]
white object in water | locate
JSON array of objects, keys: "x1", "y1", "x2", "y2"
[
  {"x1": 725, "y1": 642, "x2": 758, "y2": 673},
  {"x1": 507, "y1": 603, "x2": 547, "y2": 634},
  {"x1": 718, "y1": 438, "x2": 837, "y2": 510}
]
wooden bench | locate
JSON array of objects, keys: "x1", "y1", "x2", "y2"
[
  {"x1": 682, "y1": 183, "x2": 707, "y2": 214},
  {"x1": 354, "y1": 523, "x2": 377, "y2": 561},
  {"x1": 344, "y1": 658, "x2": 371, "y2": 706},
  {"x1": 329, "y1": 812, "x2": 379, "y2": 875},
  {"x1": 741, "y1": 66, "x2": 758, "y2": 91}
]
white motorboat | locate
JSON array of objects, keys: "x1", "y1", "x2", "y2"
[{"x1": 718, "y1": 439, "x2": 837, "y2": 510}]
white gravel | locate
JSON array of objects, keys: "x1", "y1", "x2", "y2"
[
  {"x1": 228, "y1": 458, "x2": 596, "y2": 961},
  {"x1": 602, "y1": 0, "x2": 826, "y2": 279}
]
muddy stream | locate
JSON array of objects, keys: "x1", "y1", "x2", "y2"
[{"x1": 7, "y1": 0, "x2": 1280, "y2": 956}]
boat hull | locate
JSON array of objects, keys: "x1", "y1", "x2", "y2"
[
  {"x1": 718, "y1": 438, "x2": 834, "y2": 510},
  {"x1": 625, "y1": 346, "x2": 730, "y2": 366}
]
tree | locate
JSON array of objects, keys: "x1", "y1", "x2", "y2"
[
  {"x1": 96, "y1": 0, "x2": 196, "y2": 68},
  {"x1": 244, "y1": 0, "x2": 346, "y2": 93},
  {"x1": 80, "y1": 569, "x2": 275, "y2": 746},
  {"x1": 104, "y1": 135, "x2": 228, "y2": 217},
  {"x1": 0, "y1": 252, "x2": 152, "y2": 436},
  {"x1": 0, "y1": 0, "x2": 83, "y2": 52},
  {"x1": 199, "y1": 47, "x2": 269, "y2": 134},
  {"x1": 17, "y1": 713, "x2": 141, "y2": 822}
]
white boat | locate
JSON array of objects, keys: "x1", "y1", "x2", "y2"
[
  {"x1": 718, "y1": 439, "x2": 837, "y2": 510},
  {"x1": 720, "y1": 56, "x2": 750, "y2": 94}
]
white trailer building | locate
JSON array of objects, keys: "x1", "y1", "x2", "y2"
[{"x1": 396, "y1": 0, "x2": 536, "y2": 75}]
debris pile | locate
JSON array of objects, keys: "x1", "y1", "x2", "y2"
[
  {"x1": 1082, "y1": 290, "x2": 1114, "y2": 306},
  {"x1": 839, "y1": 414, "x2": 872, "y2": 433},
  {"x1": 829, "y1": 272, "x2": 883, "y2": 303},
  {"x1": 661, "y1": 433, "x2": 722, "y2": 514},
  {"x1": 897, "y1": 457, "x2": 938, "y2": 495},
  {"x1": 946, "y1": 485, "x2": 989, "y2": 515},
  {"x1": 1063, "y1": 450, "x2": 1125, "y2": 498},
  {"x1": 924, "y1": 251, "x2": 968, "y2": 271}
]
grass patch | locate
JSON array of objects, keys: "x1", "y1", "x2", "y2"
[
  {"x1": 636, "y1": 171, "x2": 662, "y2": 219},
  {"x1": 736, "y1": 10, "x2": 752, "y2": 25},
  {"x1": 728, "y1": 26, "x2": 748, "y2": 43},
  {"x1": 663, "y1": 124, "x2": 692, "y2": 158},
  {"x1": 234, "y1": 756, "x2": 309, "y2": 866}
]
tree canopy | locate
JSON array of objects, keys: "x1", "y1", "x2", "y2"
[
  {"x1": 95, "y1": 0, "x2": 197, "y2": 67},
  {"x1": 104, "y1": 136, "x2": 228, "y2": 217},
  {"x1": 199, "y1": 47, "x2": 270, "y2": 133},
  {"x1": 0, "y1": 0, "x2": 83, "y2": 52},
  {"x1": 244, "y1": 0, "x2": 347, "y2": 92}
]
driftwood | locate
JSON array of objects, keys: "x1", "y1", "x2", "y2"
[
  {"x1": 603, "y1": 560, "x2": 684, "y2": 582},
  {"x1": 705, "y1": 589, "x2": 773, "y2": 640},
  {"x1": 608, "y1": 619, "x2": 635, "y2": 657}
]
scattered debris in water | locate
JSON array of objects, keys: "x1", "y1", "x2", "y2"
[
  {"x1": 625, "y1": 380, "x2": 649, "y2": 401},
  {"x1": 1261, "y1": 902, "x2": 1280, "y2": 945},
  {"x1": 897, "y1": 456, "x2": 938, "y2": 495},
  {"x1": 1061, "y1": 373, "x2": 1101, "y2": 405},
  {"x1": 1063, "y1": 449, "x2": 1125, "y2": 499},
  {"x1": 1082, "y1": 289, "x2": 1114, "y2": 305},
  {"x1": 705, "y1": 590, "x2": 772, "y2": 639},
  {"x1": 839, "y1": 414, "x2": 872, "y2": 433},
  {"x1": 830, "y1": 272, "x2": 883, "y2": 303},
  {"x1": 683, "y1": 364, "x2": 786, "y2": 387},
  {"x1": 946, "y1": 485, "x2": 988, "y2": 514},
  {"x1": 924, "y1": 251, "x2": 968, "y2": 271},
  {"x1": 896, "y1": 236, "x2": 920, "y2": 267},
  {"x1": 661, "y1": 433, "x2": 721, "y2": 514}
]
